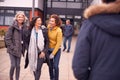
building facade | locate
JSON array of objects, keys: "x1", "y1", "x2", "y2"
[
  {"x1": 0, "y1": 0, "x2": 44, "y2": 29},
  {"x1": 45, "y1": 0, "x2": 93, "y2": 35},
  {"x1": 0, "y1": 0, "x2": 95, "y2": 34}
]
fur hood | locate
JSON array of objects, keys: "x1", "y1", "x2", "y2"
[{"x1": 84, "y1": 0, "x2": 120, "y2": 19}]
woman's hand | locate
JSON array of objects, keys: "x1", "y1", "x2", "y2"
[
  {"x1": 39, "y1": 52, "x2": 45, "y2": 58},
  {"x1": 49, "y1": 53, "x2": 54, "y2": 59}
]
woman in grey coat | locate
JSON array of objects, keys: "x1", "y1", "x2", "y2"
[{"x1": 4, "y1": 11, "x2": 28, "y2": 80}]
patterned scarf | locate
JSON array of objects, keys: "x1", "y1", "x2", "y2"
[{"x1": 28, "y1": 27, "x2": 44, "y2": 71}]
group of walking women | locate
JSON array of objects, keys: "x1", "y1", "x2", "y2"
[{"x1": 4, "y1": 11, "x2": 62, "y2": 80}]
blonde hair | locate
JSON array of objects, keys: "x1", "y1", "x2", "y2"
[{"x1": 14, "y1": 11, "x2": 28, "y2": 23}]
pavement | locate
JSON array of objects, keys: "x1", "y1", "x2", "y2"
[{"x1": 0, "y1": 36, "x2": 77, "y2": 80}]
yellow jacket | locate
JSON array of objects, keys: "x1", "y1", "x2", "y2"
[{"x1": 47, "y1": 26, "x2": 62, "y2": 55}]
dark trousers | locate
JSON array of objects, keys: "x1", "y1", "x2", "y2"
[
  {"x1": 34, "y1": 53, "x2": 51, "y2": 80},
  {"x1": 9, "y1": 54, "x2": 21, "y2": 80},
  {"x1": 48, "y1": 48, "x2": 61, "y2": 80},
  {"x1": 34, "y1": 58, "x2": 44, "y2": 80},
  {"x1": 63, "y1": 36, "x2": 72, "y2": 52}
]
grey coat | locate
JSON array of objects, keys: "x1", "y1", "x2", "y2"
[{"x1": 5, "y1": 21, "x2": 28, "y2": 57}]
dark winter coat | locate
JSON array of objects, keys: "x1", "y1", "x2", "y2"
[
  {"x1": 24, "y1": 26, "x2": 50, "y2": 68},
  {"x1": 4, "y1": 21, "x2": 29, "y2": 57},
  {"x1": 72, "y1": 1, "x2": 120, "y2": 80},
  {"x1": 39, "y1": 26, "x2": 50, "y2": 65},
  {"x1": 63, "y1": 24, "x2": 74, "y2": 37},
  {"x1": 39, "y1": 26, "x2": 49, "y2": 56}
]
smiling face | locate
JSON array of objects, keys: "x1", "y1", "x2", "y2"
[
  {"x1": 35, "y1": 18, "x2": 42, "y2": 27},
  {"x1": 16, "y1": 14, "x2": 25, "y2": 25},
  {"x1": 49, "y1": 18, "x2": 56, "y2": 28}
]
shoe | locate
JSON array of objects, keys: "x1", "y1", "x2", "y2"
[{"x1": 63, "y1": 48, "x2": 66, "y2": 51}]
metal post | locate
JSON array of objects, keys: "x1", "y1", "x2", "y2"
[
  {"x1": 32, "y1": 0, "x2": 35, "y2": 18},
  {"x1": 43, "y1": 0, "x2": 47, "y2": 25}
]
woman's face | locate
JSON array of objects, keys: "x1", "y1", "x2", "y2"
[
  {"x1": 16, "y1": 14, "x2": 25, "y2": 25},
  {"x1": 49, "y1": 18, "x2": 56, "y2": 28},
  {"x1": 35, "y1": 18, "x2": 42, "y2": 27}
]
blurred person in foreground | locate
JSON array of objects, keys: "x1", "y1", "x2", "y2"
[{"x1": 72, "y1": 0, "x2": 120, "y2": 80}]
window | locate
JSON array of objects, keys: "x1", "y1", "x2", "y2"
[
  {"x1": 47, "y1": 1, "x2": 51, "y2": 7},
  {"x1": 82, "y1": 2, "x2": 88, "y2": 8},
  {"x1": 67, "y1": 0, "x2": 74, "y2": 1},
  {"x1": 25, "y1": 11, "x2": 29, "y2": 15},
  {"x1": 25, "y1": 11, "x2": 29, "y2": 18},
  {"x1": 0, "y1": 9, "x2": 30, "y2": 26},
  {"x1": 0, "y1": 16, "x2": 4, "y2": 25},
  {"x1": 53, "y1": 0, "x2": 59, "y2": 1},
  {"x1": 66, "y1": 15, "x2": 73, "y2": 18},
  {"x1": 60, "y1": 0, "x2": 66, "y2": 1},
  {"x1": 75, "y1": 0, "x2": 82, "y2": 2},
  {"x1": 0, "y1": 10, "x2": 4, "y2": 25},
  {"x1": 4, "y1": 10, "x2": 15, "y2": 25},
  {"x1": 6, "y1": 10, "x2": 14, "y2": 14},
  {"x1": 67, "y1": 2, "x2": 82, "y2": 8},
  {"x1": 52, "y1": 2, "x2": 66, "y2": 8},
  {"x1": 59, "y1": 15, "x2": 65, "y2": 18},
  {"x1": 5, "y1": 16, "x2": 14, "y2": 25},
  {"x1": 0, "y1": 10, "x2": 4, "y2": 13},
  {"x1": 75, "y1": 16, "x2": 81, "y2": 19}
]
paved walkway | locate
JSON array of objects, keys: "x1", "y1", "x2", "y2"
[{"x1": 0, "y1": 37, "x2": 77, "y2": 80}]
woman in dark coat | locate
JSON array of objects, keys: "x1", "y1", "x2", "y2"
[
  {"x1": 28, "y1": 16, "x2": 51, "y2": 80},
  {"x1": 4, "y1": 11, "x2": 28, "y2": 80},
  {"x1": 72, "y1": 0, "x2": 120, "y2": 80}
]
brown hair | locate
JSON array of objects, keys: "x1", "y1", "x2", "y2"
[{"x1": 50, "y1": 14, "x2": 62, "y2": 27}]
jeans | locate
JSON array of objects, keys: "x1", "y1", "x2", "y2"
[
  {"x1": 63, "y1": 36, "x2": 72, "y2": 52},
  {"x1": 48, "y1": 48, "x2": 61, "y2": 80},
  {"x1": 9, "y1": 54, "x2": 21, "y2": 80}
]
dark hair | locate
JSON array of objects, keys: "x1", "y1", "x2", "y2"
[
  {"x1": 49, "y1": 14, "x2": 62, "y2": 27},
  {"x1": 29, "y1": 16, "x2": 42, "y2": 30},
  {"x1": 102, "y1": 0, "x2": 116, "y2": 3}
]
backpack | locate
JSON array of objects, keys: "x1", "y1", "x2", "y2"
[{"x1": 4, "y1": 27, "x2": 15, "y2": 48}]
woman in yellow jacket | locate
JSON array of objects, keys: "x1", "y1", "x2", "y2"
[{"x1": 47, "y1": 14, "x2": 62, "y2": 80}]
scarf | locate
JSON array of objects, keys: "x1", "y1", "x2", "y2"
[{"x1": 28, "y1": 27, "x2": 44, "y2": 71}]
